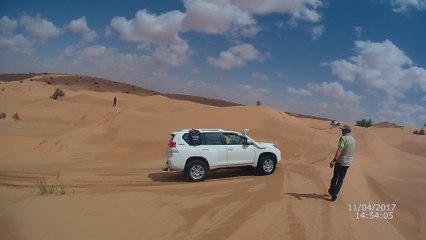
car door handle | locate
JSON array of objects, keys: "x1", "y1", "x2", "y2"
[
  {"x1": 227, "y1": 148, "x2": 233, "y2": 151},
  {"x1": 201, "y1": 148, "x2": 209, "y2": 151}
]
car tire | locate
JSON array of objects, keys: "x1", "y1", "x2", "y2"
[
  {"x1": 185, "y1": 160, "x2": 208, "y2": 182},
  {"x1": 257, "y1": 155, "x2": 276, "y2": 175}
]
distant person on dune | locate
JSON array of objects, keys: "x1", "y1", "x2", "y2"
[
  {"x1": 113, "y1": 96, "x2": 117, "y2": 107},
  {"x1": 328, "y1": 124, "x2": 356, "y2": 202}
]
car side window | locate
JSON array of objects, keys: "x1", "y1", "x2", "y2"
[
  {"x1": 223, "y1": 133, "x2": 245, "y2": 145},
  {"x1": 202, "y1": 132, "x2": 224, "y2": 145},
  {"x1": 182, "y1": 130, "x2": 201, "y2": 146}
]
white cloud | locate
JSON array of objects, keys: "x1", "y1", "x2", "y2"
[
  {"x1": 76, "y1": 45, "x2": 113, "y2": 63},
  {"x1": 275, "y1": 21, "x2": 285, "y2": 29},
  {"x1": 330, "y1": 40, "x2": 426, "y2": 98},
  {"x1": 399, "y1": 103, "x2": 426, "y2": 115},
  {"x1": 68, "y1": 17, "x2": 90, "y2": 32},
  {"x1": 287, "y1": 86, "x2": 312, "y2": 96},
  {"x1": 19, "y1": 14, "x2": 62, "y2": 42},
  {"x1": 251, "y1": 72, "x2": 270, "y2": 81},
  {"x1": 0, "y1": 16, "x2": 18, "y2": 36},
  {"x1": 405, "y1": 66, "x2": 426, "y2": 91},
  {"x1": 64, "y1": 45, "x2": 150, "y2": 71},
  {"x1": 267, "y1": 98, "x2": 366, "y2": 122},
  {"x1": 231, "y1": 0, "x2": 323, "y2": 22},
  {"x1": 377, "y1": 101, "x2": 426, "y2": 126},
  {"x1": 422, "y1": 96, "x2": 426, "y2": 101},
  {"x1": 391, "y1": 0, "x2": 426, "y2": 12},
  {"x1": 110, "y1": 10, "x2": 190, "y2": 67},
  {"x1": 68, "y1": 17, "x2": 97, "y2": 42},
  {"x1": 182, "y1": 80, "x2": 269, "y2": 104},
  {"x1": 182, "y1": 0, "x2": 322, "y2": 37},
  {"x1": 51, "y1": 44, "x2": 157, "y2": 84},
  {"x1": 182, "y1": 0, "x2": 255, "y2": 34},
  {"x1": 308, "y1": 81, "x2": 363, "y2": 102},
  {"x1": 311, "y1": 25, "x2": 324, "y2": 40},
  {"x1": 110, "y1": 9, "x2": 185, "y2": 45},
  {"x1": 238, "y1": 25, "x2": 261, "y2": 38},
  {"x1": 354, "y1": 26, "x2": 363, "y2": 38},
  {"x1": 0, "y1": 17, "x2": 34, "y2": 62},
  {"x1": 153, "y1": 41, "x2": 190, "y2": 66},
  {"x1": 0, "y1": 34, "x2": 33, "y2": 55},
  {"x1": 192, "y1": 68, "x2": 200, "y2": 75},
  {"x1": 207, "y1": 43, "x2": 260, "y2": 69}
]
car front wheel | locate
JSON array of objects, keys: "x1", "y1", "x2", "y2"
[
  {"x1": 185, "y1": 160, "x2": 208, "y2": 182},
  {"x1": 257, "y1": 155, "x2": 276, "y2": 175}
]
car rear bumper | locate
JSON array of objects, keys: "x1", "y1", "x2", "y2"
[{"x1": 163, "y1": 159, "x2": 184, "y2": 172}]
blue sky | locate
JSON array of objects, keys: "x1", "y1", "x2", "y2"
[{"x1": 1, "y1": 0, "x2": 425, "y2": 126}]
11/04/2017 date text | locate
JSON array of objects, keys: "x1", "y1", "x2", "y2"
[
  {"x1": 348, "y1": 204, "x2": 396, "y2": 220},
  {"x1": 348, "y1": 203, "x2": 396, "y2": 212}
]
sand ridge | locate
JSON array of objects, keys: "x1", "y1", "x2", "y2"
[{"x1": 0, "y1": 77, "x2": 425, "y2": 239}]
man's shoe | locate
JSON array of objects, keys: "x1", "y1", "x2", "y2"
[{"x1": 331, "y1": 195, "x2": 337, "y2": 202}]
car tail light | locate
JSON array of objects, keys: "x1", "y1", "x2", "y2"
[{"x1": 169, "y1": 141, "x2": 176, "y2": 148}]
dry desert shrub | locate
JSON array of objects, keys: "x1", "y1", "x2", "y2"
[
  {"x1": 36, "y1": 170, "x2": 66, "y2": 195},
  {"x1": 356, "y1": 118, "x2": 373, "y2": 128},
  {"x1": 413, "y1": 128, "x2": 425, "y2": 135},
  {"x1": 50, "y1": 88, "x2": 65, "y2": 100},
  {"x1": 0, "y1": 112, "x2": 6, "y2": 119},
  {"x1": 12, "y1": 112, "x2": 21, "y2": 121}
]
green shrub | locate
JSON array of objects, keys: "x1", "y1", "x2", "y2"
[
  {"x1": 356, "y1": 118, "x2": 373, "y2": 128},
  {"x1": 50, "y1": 88, "x2": 65, "y2": 100}
]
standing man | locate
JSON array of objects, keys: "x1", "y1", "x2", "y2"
[
  {"x1": 113, "y1": 96, "x2": 117, "y2": 107},
  {"x1": 328, "y1": 125, "x2": 356, "y2": 202}
]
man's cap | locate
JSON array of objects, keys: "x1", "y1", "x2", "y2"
[{"x1": 340, "y1": 124, "x2": 351, "y2": 131}]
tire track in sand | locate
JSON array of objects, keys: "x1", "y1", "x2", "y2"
[
  {"x1": 283, "y1": 163, "x2": 332, "y2": 240},
  {"x1": 174, "y1": 169, "x2": 286, "y2": 240}
]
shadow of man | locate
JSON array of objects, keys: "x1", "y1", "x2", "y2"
[{"x1": 285, "y1": 192, "x2": 331, "y2": 201}]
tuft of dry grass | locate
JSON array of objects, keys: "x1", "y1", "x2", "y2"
[
  {"x1": 36, "y1": 170, "x2": 66, "y2": 195},
  {"x1": 12, "y1": 112, "x2": 21, "y2": 121}
]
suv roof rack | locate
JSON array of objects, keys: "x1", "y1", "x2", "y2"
[{"x1": 181, "y1": 128, "x2": 224, "y2": 132}]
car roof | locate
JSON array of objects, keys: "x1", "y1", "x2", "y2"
[
  {"x1": 174, "y1": 129, "x2": 241, "y2": 134},
  {"x1": 180, "y1": 128, "x2": 223, "y2": 132}
]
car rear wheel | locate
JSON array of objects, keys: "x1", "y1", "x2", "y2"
[
  {"x1": 185, "y1": 160, "x2": 208, "y2": 182},
  {"x1": 257, "y1": 155, "x2": 276, "y2": 175}
]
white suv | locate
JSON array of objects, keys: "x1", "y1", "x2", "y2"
[{"x1": 164, "y1": 129, "x2": 281, "y2": 181}]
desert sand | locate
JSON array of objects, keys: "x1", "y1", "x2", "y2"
[{"x1": 0, "y1": 75, "x2": 425, "y2": 240}]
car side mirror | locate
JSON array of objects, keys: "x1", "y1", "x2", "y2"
[{"x1": 245, "y1": 139, "x2": 253, "y2": 145}]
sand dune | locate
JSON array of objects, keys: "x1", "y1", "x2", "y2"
[{"x1": 0, "y1": 76, "x2": 425, "y2": 240}]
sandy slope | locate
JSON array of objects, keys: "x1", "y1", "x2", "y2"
[{"x1": 0, "y1": 78, "x2": 425, "y2": 240}]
